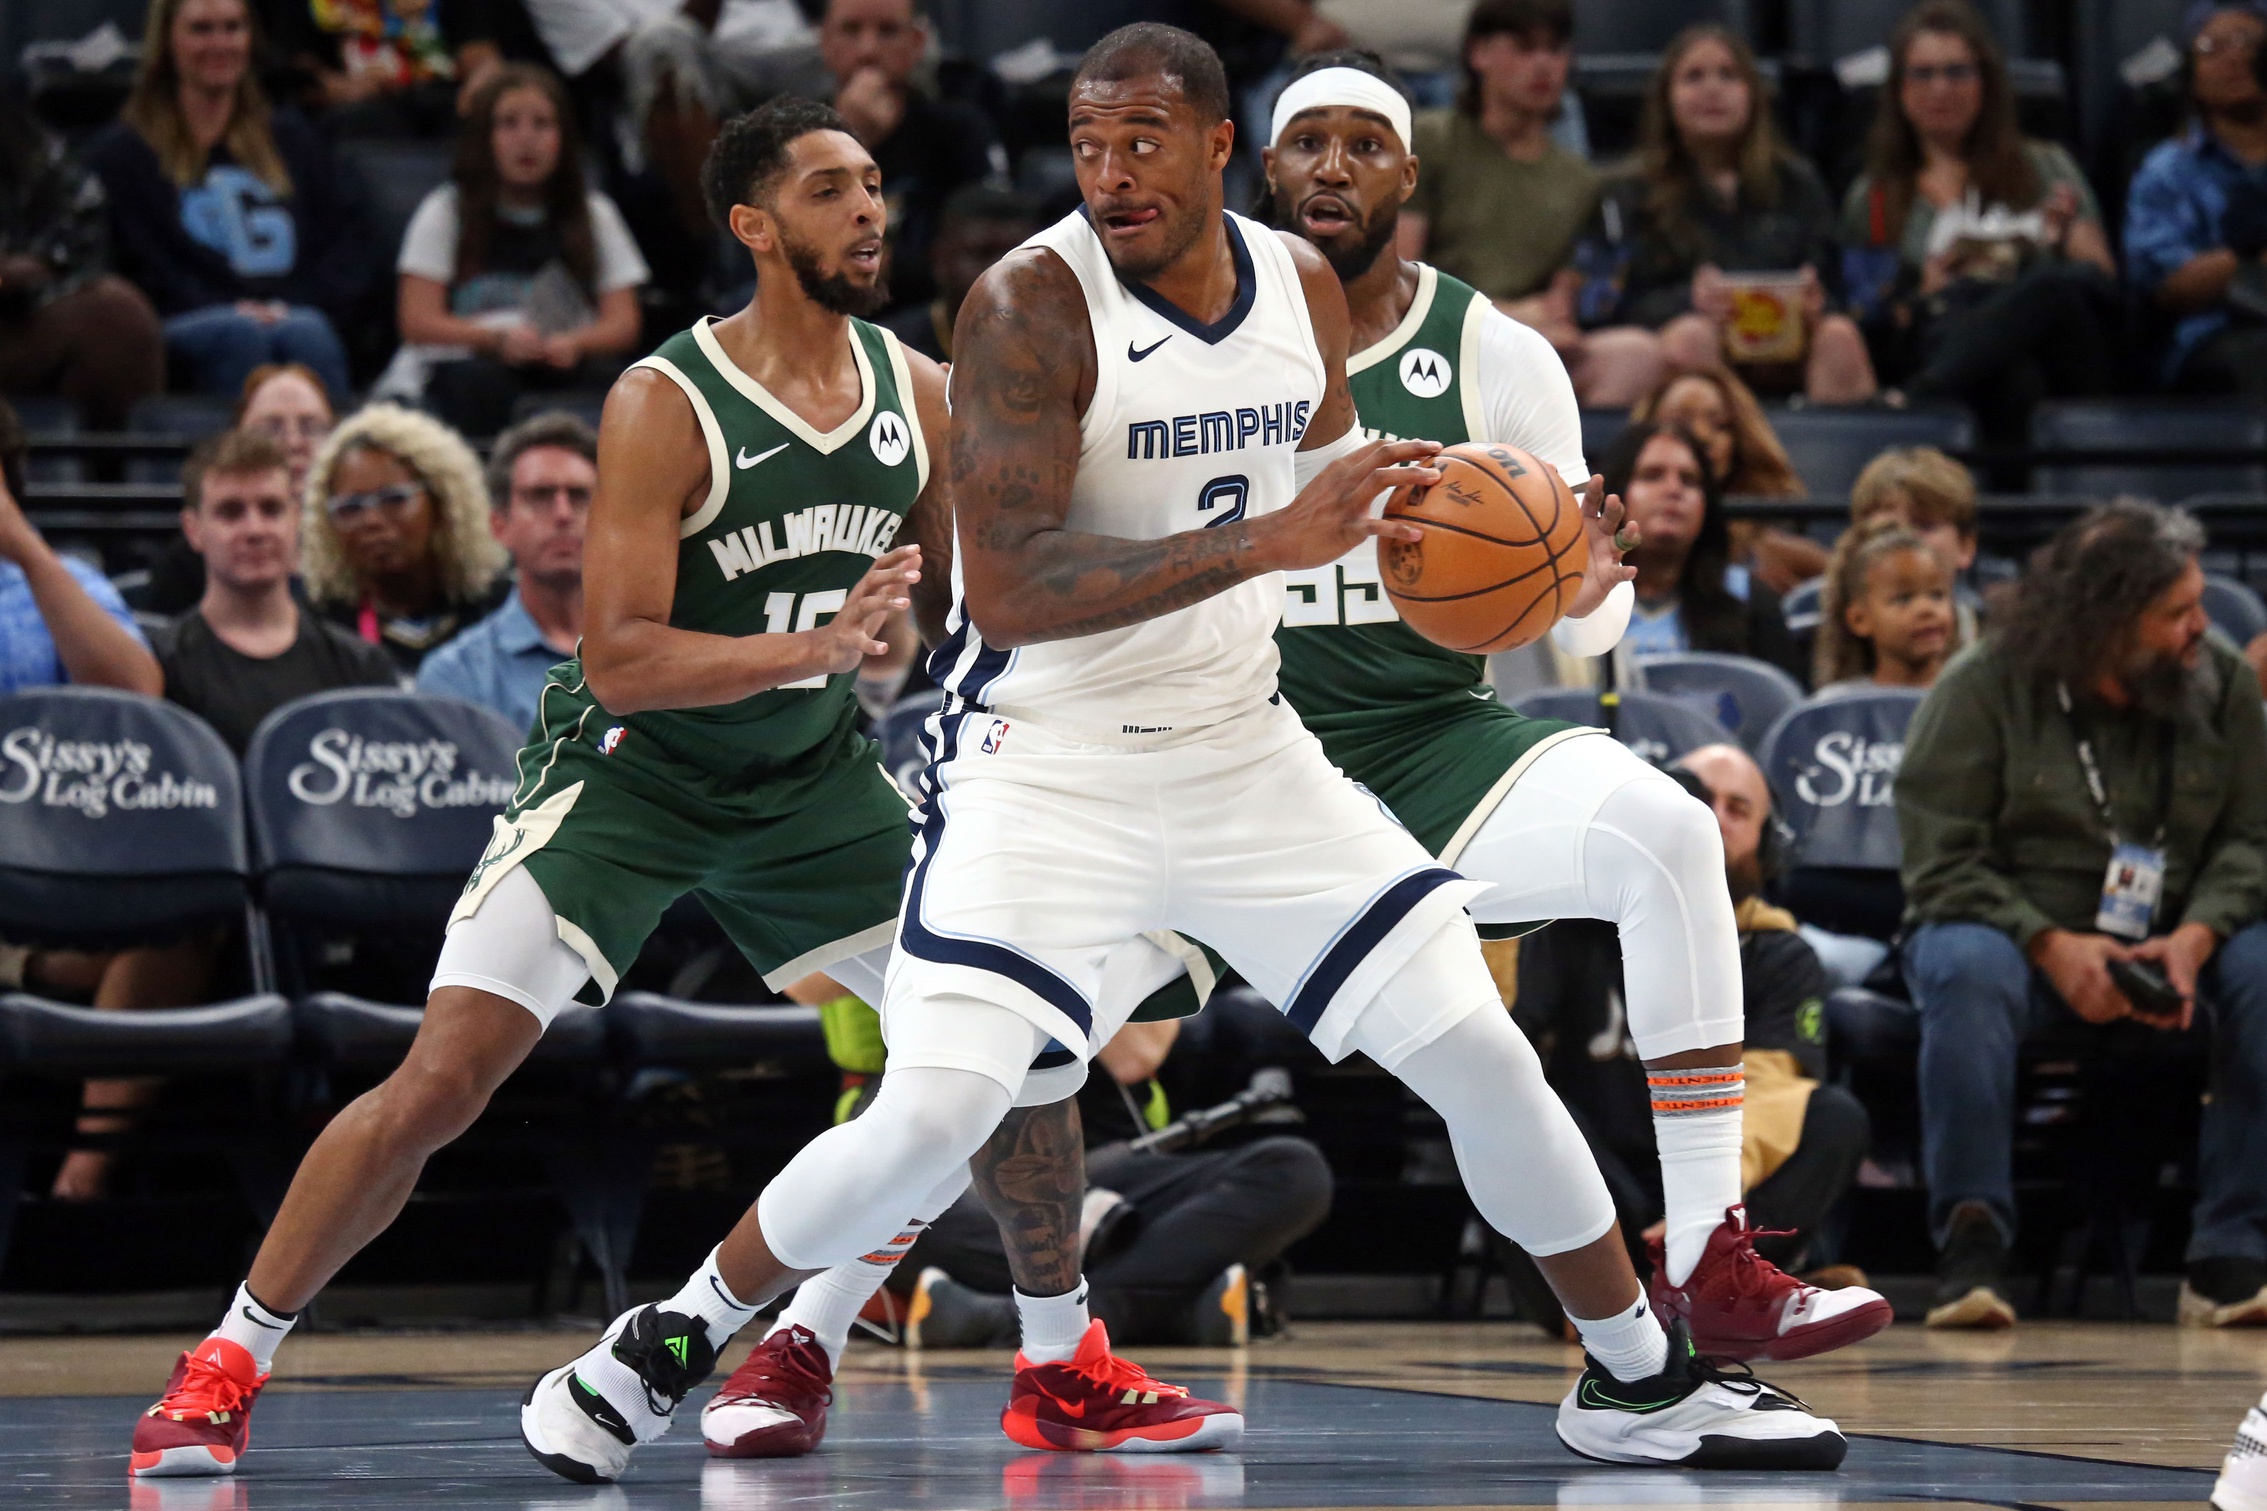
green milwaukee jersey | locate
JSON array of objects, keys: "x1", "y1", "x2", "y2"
[
  {"x1": 1274, "y1": 264, "x2": 1584, "y2": 857},
  {"x1": 554, "y1": 315, "x2": 927, "y2": 796}
]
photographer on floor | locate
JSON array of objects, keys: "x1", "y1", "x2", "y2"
[{"x1": 1898, "y1": 501, "x2": 2267, "y2": 1332}]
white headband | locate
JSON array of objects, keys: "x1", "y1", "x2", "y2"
[{"x1": 1268, "y1": 67, "x2": 1412, "y2": 153}]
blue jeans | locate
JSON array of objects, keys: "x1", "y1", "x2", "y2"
[
  {"x1": 163, "y1": 304, "x2": 350, "y2": 402},
  {"x1": 1903, "y1": 919, "x2": 2267, "y2": 1263}
]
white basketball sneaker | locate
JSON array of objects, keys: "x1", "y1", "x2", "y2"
[
  {"x1": 521, "y1": 1303, "x2": 719, "y2": 1483},
  {"x1": 2216, "y1": 1391, "x2": 2267, "y2": 1511},
  {"x1": 1556, "y1": 1321, "x2": 1847, "y2": 1470}
]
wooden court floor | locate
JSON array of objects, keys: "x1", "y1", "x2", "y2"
[{"x1": 0, "y1": 1317, "x2": 2257, "y2": 1507}]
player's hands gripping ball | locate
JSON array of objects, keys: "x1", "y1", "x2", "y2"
[{"x1": 1380, "y1": 442, "x2": 1590, "y2": 653}]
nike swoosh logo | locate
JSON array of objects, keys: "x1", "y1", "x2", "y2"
[
  {"x1": 1128, "y1": 336, "x2": 1171, "y2": 362},
  {"x1": 736, "y1": 442, "x2": 790, "y2": 470},
  {"x1": 241, "y1": 1305, "x2": 289, "y2": 1330},
  {"x1": 1466, "y1": 689, "x2": 1493, "y2": 700},
  {"x1": 1578, "y1": 1377, "x2": 1676, "y2": 1414}
]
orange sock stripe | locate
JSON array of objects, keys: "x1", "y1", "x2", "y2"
[
  {"x1": 1650, "y1": 1094, "x2": 1745, "y2": 1114},
  {"x1": 1645, "y1": 1071, "x2": 1743, "y2": 1088}
]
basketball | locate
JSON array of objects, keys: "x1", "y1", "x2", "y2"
[{"x1": 1379, "y1": 441, "x2": 1589, "y2": 654}]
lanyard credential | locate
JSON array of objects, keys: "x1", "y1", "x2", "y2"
[{"x1": 2057, "y1": 681, "x2": 2175, "y2": 939}]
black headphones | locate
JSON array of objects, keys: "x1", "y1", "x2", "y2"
[{"x1": 1662, "y1": 760, "x2": 1796, "y2": 879}]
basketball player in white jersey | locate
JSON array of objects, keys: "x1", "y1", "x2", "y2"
[{"x1": 521, "y1": 24, "x2": 1844, "y2": 1479}]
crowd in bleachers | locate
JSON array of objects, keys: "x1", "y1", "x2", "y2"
[{"x1": 3, "y1": 0, "x2": 2267, "y2": 1331}]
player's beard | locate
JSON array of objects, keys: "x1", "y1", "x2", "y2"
[
  {"x1": 782, "y1": 230, "x2": 889, "y2": 318},
  {"x1": 1280, "y1": 191, "x2": 1397, "y2": 284},
  {"x1": 1105, "y1": 199, "x2": 1210, "y2": 282}
]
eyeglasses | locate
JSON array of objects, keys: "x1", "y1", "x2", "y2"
[
  {"x1": 326, "y1": 481, "x2": 425, "y2": 521},
  {"x1": 514, "y1": 484, "x2": 593, "y2": 508},
  {"x1": 250, "y1": 414, "x2": 330, "y2": 441},
  {"x1": 1906, "y1": 62, "x2": 1980, "y2": 85}
]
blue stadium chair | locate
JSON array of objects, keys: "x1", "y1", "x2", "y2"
[
  {"x1": 2205, "y1": 574, "x2": 2267, "y2": 646},
  {"x1": 1631, "y1": 651, "x2": 1805, "y2": 751},
  {"x1": 1756, "y1": 684, "x2": 1926, "y2": 943},
  {"x1": 1571, "y1": 0, "x2": 1741, "y2": 52},
  {"x1": 1789, "y1": 0, "x2": 2029, "y2": 59},
  {"x1": 510, "y1": 391, "x2": 608, "y2": 430},
  {"x1": 10, "y1": 395, "x2": 82, "y2": 485},
  {"x1": 334, "y1": 140, "x2": 454, "y2": 280},
  {"x1": 1770, "y1": 405, "x2": 1975, "y2": 496},
  {"x1": 0, "y1": 688, "x2": 286, "y2": 1275},
  {"x1": 124, "y1": 395, "x2": 234, "y2": 484},
  {"x1": 1781, "y1": 576, "x2": 1825, "y2": 636},
  {"x1": 1509, "y1": 687, "x2": 1733, "y2": 764},
  {"x1": 2031, "y1": 399, "x2": 2267, "y2": 501}
]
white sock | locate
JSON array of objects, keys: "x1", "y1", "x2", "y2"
[
  {"x1": 1649, "y1": 1064, "x2": 1744, "y2": 1287},
  {"x1": 1572, "y1": 1293, "x2": 1670, "y2": 1384},
  {"x1": 661, "y1": 1247, "x2": 760, "y2": 1353},
  {"x1": 773, "y1": 1221, "x2": 926, "y2": 1367},
  {"x1": 1013, "y1": 1280, "x2": 1091, "y2": 1364},
  {"x1": 212, "y1": 1283, "x2": 295, "y2": 1374}
]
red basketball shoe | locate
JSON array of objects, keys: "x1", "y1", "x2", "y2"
[
  {"x1": 129, "y1": 1338, "x2": 267, "y2": 1477},
  {"x1": 1001, "y1": 1320, "x2": 1242, "y2": 1453},
  {"x1": 701, "y1": 1325, "x2": 833, "y2": 1458},
  {"x1": 1650, "y1": 1206, "x2": 1893, "y2": 1363}
]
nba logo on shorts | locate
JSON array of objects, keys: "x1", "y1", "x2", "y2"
[
  {"x1": 980, "y1": 719, "x2": 1010, "y2": 754},
  {"x1": 599, "y1": 725, "x2": 626, "y2": 755}
]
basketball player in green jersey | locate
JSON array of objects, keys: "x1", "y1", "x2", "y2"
[
  {"x1": 128, "y1": 96, "x2": 1186, "y2": 1481},
  {"x1": 1253, "y1": 53, "x2": 1889, "y2": 1361}
]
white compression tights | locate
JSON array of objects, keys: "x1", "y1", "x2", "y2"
[{"x1": 1456, "y1": 737, "x2": 1743, "y2": 1060}]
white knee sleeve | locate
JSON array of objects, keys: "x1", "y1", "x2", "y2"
[
  {"x1": 881, "y1": 992, "x2": 1050, "y2": 1095},
  {"x1": 757, "y1": 1064, "x2": 1012, "y2": 1271},
  {"x1": 428, "y1": 863, "x2": 591, "y2": 1027},
  {"x1": 1339, "y1": 914, "x2": 1502, "y2": 1073},
  {"x1": 1582, "y1": 772, "x2": 1745, "y2": 1059},
  {"x1": 1389, "y1": 1003, "x2": 1617, "y2": 1257}
]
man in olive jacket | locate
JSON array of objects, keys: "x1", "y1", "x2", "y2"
[{"x1": 1898, "y1": 502, "x2": 2267, "y2": 1333}]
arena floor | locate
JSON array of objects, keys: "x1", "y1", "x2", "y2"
[{"x1": 0, "y1": 1319, "x2": 2254, "y2": 1508}]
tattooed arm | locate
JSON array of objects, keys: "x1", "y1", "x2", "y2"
[
  {"x1": 898, "y1": 348, "x2": 956, "y2": 647},
  {"x1": 950, "y1": 246, "x2": 1439, "y2": 648},
  {"x1": 971, "y1": 1096, "x2": 1088, "y2": 1296}
]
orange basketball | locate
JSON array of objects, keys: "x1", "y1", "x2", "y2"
[{"x1": 1379, "y1": 441, "x2": 1588, "y2": 654}]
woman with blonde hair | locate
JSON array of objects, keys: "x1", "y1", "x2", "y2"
[
  {"x1": 85, "y1": 0, "x2": 374, "y2": 401},
  {"x1": 303, "y1": 404, "x2": 507, "y2": 670},
  {"x1": 1633, "y1": 365, "x2": 1824, "y2": 595},
  {"x1": 1575, "y1": 24, "x2": 1875, "y2": 403}
]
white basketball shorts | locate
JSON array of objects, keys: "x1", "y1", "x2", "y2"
[{"x1": 881, "y1": 696, "x2": 1489, "y2": 1073}]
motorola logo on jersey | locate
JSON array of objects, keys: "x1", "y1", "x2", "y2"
[
  {"x1": 1399, "y1": 348, "x2": 1451, "y2": 398},
  {"x1": 1125, "y1": 400, "x2": 1311, "y2": 460},
  {"x1": 869, "y1": 410, "x2": 910, "y2": 467}
]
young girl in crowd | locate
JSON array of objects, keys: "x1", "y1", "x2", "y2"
[
  {"x1": 385, "y1": 64, "x2": 647, "y2": 435},
  {"x1": 1813, "y1": 517, "x2": 1957, "y2": 689},
  {"x1": 1848, "y1": 444, "x2": 1985, "y2": 648}
]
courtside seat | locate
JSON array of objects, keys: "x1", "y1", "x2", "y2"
[
  {"x1": 607, "y1": 994, "x2": 830, "y2": 1070},
  {"x1": 1509, "y1": 687, "x2": 1732, "y2": 763},
  {"x1": 1770, "y1": 404, "x2": 1975, "y2": 495},
  {"x1": 0, "y1": 994, "x2": 291, "y2": 1075},
  {"x1": 1632, "y1": 651, "x2": 1805, "y2": 751},
  {"x1": 2031, "y1": 399, "x2": 2267, "y2": 500},
  {"x1": 1756, "y1": 685, "x2": 1925, "y2": 944},
  {"x1": 292, "y1": 990, "x2": 605, "y2": 1066}
]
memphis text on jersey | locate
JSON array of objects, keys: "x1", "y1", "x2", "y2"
[
  {"x1": 1126, "y1": 400, "x2": 1312, "y2": 460},
  {"x1": 705, "y1": 501, "x2": 907, "y2": 582}
]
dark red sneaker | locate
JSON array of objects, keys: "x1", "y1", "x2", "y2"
[
  {"x1": 129, "y1": 1338, "x2": 267, "y2": 1477},
  {"x1": 1001, "y1": 1320, "x2": 1242, "y2": 1453},
  {"x1": 1650, "y1": 1206, "x2": 1893, "y2": 1363},
  {"x1": 701, "y1": 1325, "x2": 833, "y2": 1458}
]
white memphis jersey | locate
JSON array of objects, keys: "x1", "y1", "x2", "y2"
[{"x1": 930, "y1": 207, "x2": 1328, "y2": 734}]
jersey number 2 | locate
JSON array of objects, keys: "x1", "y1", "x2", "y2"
[
  {"x1": 1197, "y1": 475, "x2": 1248, "y2": 529},
  {"x1": 764, "y1": 589, "x2": 849, "y2": 689}
]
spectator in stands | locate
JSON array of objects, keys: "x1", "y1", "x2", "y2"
[
  {"x1": 417, "y1": 412, "x2": 592, "y2": 730},
  {"x1": 249, "y1": 0, "x2": 468, "y2": 136},
  {"x1": 1401, "y1": 1, "x2": 1665, "y2": 405},
  {"x1": 1849, "y1": 444, "x2": 1986, "y2": 645},
  {"x1": 0, "y1": 97, "x2": 165, "y2": 433},
  {"x1": 234, "y1": 361, "x2": 332, "y2": 499},
  {"x1": 88, "y1": 0, "x2": 372, "y2": 404},
  {"x1": 877, "y1": 1015, "x2": 1333, "y2": 1348},
  {"x1": 1596, "y1": 419, "x2": 1805, "y2": 682},
  {"x1": 2124, "y1": 4, "x2": 2267, "y2": 395},
  {"x1": 0, "y1": 400, "x2": 161, "y2": 698},
  {"x1": 50, "y1": 429, "x2": 398, "y2": 1201},
  {"x1": 1516, "y1": 743, "x2": 1871, "y2": 1283},
  {"x1": 1840, "y1": 0, "x2": 2117, "y2": 441},
  {"x1": 1630, "y1": 366, "x2": 1823, "y2": 596},
  {"x1": 880, "y1": 186, "x2": 1044, "y2": 363},
  {"x1": 384, "y1": 65, "x2": 648, "y2": 437},
  {"x1": 303, "y1": 404, "x2": 507, "y2": 671},
  {"x1": 1812, "y1": 517, "x2": 1957, "y2": 689},
  {"x1": 1575, "y1": 26, "x2": 1875, "y2": 405},
  {"x1": 1898, "y1": 501, "x2": 2267, "y2": 1331}
]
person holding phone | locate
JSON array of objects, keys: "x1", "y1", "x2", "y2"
[{"x1": 1895, "y1": 501, "x2": 2267, "y2": 1334}]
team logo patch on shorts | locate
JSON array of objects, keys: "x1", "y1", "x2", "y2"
[
  {"x1": 599, "y1": 725, "x2": 626, "y2": 755},
  {"x1": 980, "y1": 719, "x2": 1010, "y2": 755}
]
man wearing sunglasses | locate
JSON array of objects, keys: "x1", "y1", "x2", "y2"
[{"x1": 417, "y1": 412, "x2": 596, "y2": 733}]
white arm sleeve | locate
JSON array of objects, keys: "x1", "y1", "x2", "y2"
[
  {"x1": 1469, "y1": 304, "x2": 1631, "y2": 657},
  {"x1": 1292, "y1": 421, "x2": 1367, "y2": 491}
]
